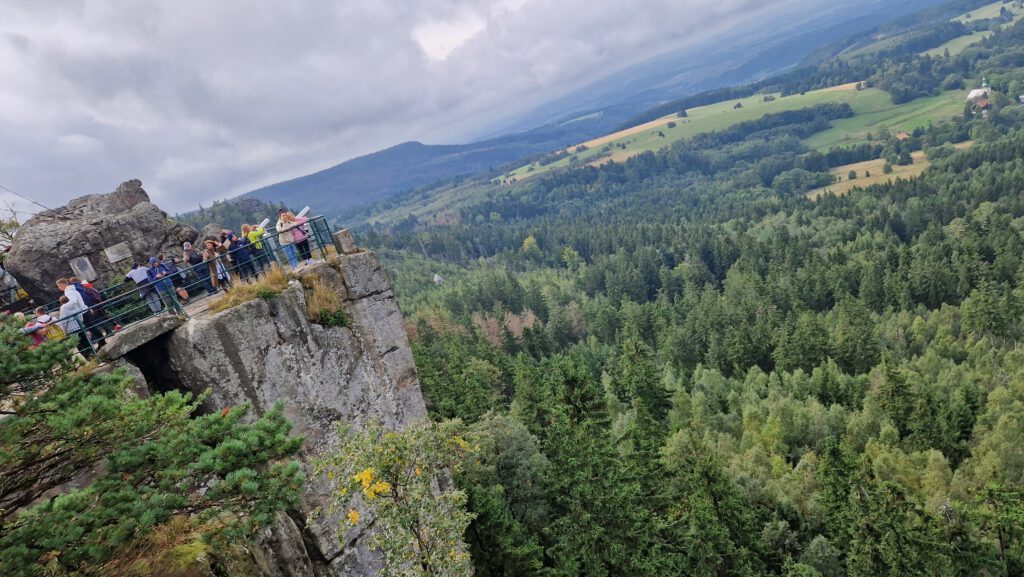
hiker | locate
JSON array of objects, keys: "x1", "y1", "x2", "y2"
[
  {"x1": 125, "y1": 262, "x2": 161, "y2": 313},
  {"x1": 275, "y1": 209, "x2": 300, "y2": 269},
  {"x1": 183, "y1": 242, "x2": 216, "y2": 294},
  {"x1": 160, "y1": 254, "x2": 185, "y2": 289},
  {"x1": 66, "y1": 276, "x2": 111, "y2": 346},
  {"x1": 228, "y1": 233, "x2": 257, "y2": 282},
  {"x1": 242, "y1": 223, "x2": 268, "y2": 271},
  {"x1": 288, "y1": 211, "x2": 313, "y2": 263},
  {"x1": 218, "y1": 231, "x2": 234, "y2": 263},
  {"x1": 204, "y1": 239, "x2": 231, "y2": 292},
  {"x1": 55, "y1": 278, "x2": 93, "y2": 355},
  {"x1": 147, "y1": 257, "x2": 180, "y2": 313},
  {"x1": 56, "y1": 296, "x2": 82, "y2": 334}
]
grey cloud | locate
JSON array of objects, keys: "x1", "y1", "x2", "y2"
[{"x1": 0, "y1": 0, "x2": 808, "y2": 216}]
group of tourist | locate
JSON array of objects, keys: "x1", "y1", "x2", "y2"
[
  {"x1": 19, "y1": 276, "x2": 114, "y2": 357},
  {"x1": 19, "y1": 208, "x2": 321, "y2": 356}
]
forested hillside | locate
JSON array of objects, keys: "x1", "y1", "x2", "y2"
[{"x1": 356, "y1": 9, "x2": 1024, "y2": 577}]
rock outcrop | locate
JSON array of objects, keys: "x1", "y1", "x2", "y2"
[
  {"x1": 13, "y1": 183, "x2": 436, "y2": 575},
  {"x1": 116, "y1": 250, "x2": 426, "y2": 576},
  {"x1": 6, "y1": 180, "x2": 198, "y2": 301}
]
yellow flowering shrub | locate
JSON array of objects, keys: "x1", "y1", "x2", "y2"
[{"x1": 315, "y1": 420, "x2": 476, "y2": 577}]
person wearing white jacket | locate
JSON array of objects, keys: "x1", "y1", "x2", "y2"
[{"x1": 56, "y1": 278, "x2": 91, "y2": 356}]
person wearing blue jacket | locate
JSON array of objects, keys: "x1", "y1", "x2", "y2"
[
  {"x1": 147, "y1": 256, "x2": 181, "y2": 314},
  {"x1": 228, "y1": 233, "x2": 258, "y2": 282}
]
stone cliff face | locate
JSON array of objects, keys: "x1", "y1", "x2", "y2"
[
  {"x1": 112, "y1": 249, "x2": 428, "y2": 576},
  {"x1": 6, "y1": 180, "x2": 198, "y2": 301}
]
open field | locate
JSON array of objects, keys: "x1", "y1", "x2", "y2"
[
  {"x1": 807, "y1": 140, "x2": 973, "y2": 199},
  {"x1": 953, "y1": 0, "x2": 1022, "y2": 23},
  {"x1": 803, "y1": 89, "x2": 967, "y2": 150},
  {"x1": 505, "y1": 85, "x2": 883, "y2": 181},
  {"x1": 505, "y1": 84, "x2": 968, "y2": 182},
  {"x1": 919, "y1": 0, "x2": 1024, "y2": 58},
  {"x1": 922, "y1": 30, "x2": 993, "y2": 56}
]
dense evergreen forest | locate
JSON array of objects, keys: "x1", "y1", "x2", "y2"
[{"x1": 358, "y1": 10, "x2": 1024, "y2": 577}]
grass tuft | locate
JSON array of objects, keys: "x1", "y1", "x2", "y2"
[
  {"x1": 305, "y1": 278, "x2": 346, "y2": 327},
  {"x1": 207, "y1": 266, "x2": 289, "y2": 314}
]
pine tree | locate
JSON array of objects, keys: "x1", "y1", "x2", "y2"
[
  {"x1": 541, "y1": 353, "x2": 659, "y2": 577},
  {"x1": 658, "y1": 430, "x2": 762, "y2": 577},
  {"x1": 0, "y1": 315, "x2": 303, "y2": 575}
]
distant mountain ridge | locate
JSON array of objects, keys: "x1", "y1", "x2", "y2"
[{"x1": 244, "y1": 133, "x2": 573, "y2": 218}]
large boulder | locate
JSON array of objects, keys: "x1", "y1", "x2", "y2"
[
  {"x1": 198, "y1": 223, "x2": 225, "y2": 243},
  {"x1": 6, "y1": 180, "x2": 198, "y2": 302}
]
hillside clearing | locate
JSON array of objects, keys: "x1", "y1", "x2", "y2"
[
  {"x1": 953, "y1": 0, "x2": 1022, "y2": 23},
  {"x1": 802, "y1": 89, "x2": 967, "y2": 150},
  {"x1": 505, "y1": 84, "x2": 968, "y2": 182},
  {"x1": 807, "y1": 140, "x2": 973, "y2": 199},
  {"x1": 922, "y1": 30, "x2": 993, "y2": 57},
  {"x1": 505, "y1": 85, "x2": 878, "y2": 181},
  {"x1": 919, "y1": 0, "x2": 1024, "y2": 58}
]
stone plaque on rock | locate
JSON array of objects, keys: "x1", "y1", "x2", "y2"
[
  {"x1": 104, "y1": 241, "x2": 132, "y2": 263},
  {"x1": 69, "y1": 256, "x2": 98, "y2": 282}
]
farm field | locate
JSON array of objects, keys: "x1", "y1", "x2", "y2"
[
  {"x1": 918, "y1": 0, "x2": 1024, "y2": 57},
  {"x1": 803, "y1": 88, "x2": 967, "y2": 150},
  {"x1": 505, "y1": 86, "x2": 882, "y2": 181},
  {"x1": 806, "y1": 140, "x2": 973, "y2": 199},
  {"x1": 506, "y1": 84, "x2": 968, "y2": 182},
  {"x1": 384, "y1": 87, "x2": 974, "y2": 223},
  {"x1": 922, "y1": 30, "x2": 993, "y2": 56},
  {"x1": 953, "y1": 0, "x2": 1022, "y2": 22}
]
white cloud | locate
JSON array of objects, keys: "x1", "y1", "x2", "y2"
[
  {"x1": 414, "y1": 11, "x2": 487, "y2": 61},
  {"x1": 0, "y1": 0, "x2": 815, "y2": 218}
]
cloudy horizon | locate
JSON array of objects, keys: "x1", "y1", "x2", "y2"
[{"x1": 1, "y1": 0, "x2": 808, "y2": 218}]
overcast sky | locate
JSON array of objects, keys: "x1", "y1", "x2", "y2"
[{"x1": 1, "y1": 0, "x2": 806, "y2": 217}]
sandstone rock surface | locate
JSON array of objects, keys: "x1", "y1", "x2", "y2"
[
  {"x1": 159, "y1": 256, "x2": 426, "y2": 576},
  {"x1": 100, "y1": 314, "x2": 186, "y2": 361},
  {"x1": 6, "y1": 180, "x2": 198, "y2": 302}
]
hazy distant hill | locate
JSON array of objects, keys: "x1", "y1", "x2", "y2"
[{"x1": 244, "y1": 130, "x2": 581, "y2": 217}]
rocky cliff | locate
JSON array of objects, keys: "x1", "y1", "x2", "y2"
[
  {"x1": 6, "y1": 180, "x2": 198, "y2": 301},
  {"x1": 105, "y1": 246, "x2": 428, "y2": 576}
]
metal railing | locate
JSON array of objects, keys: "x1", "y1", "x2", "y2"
[{"x1": 34, "y1": 216, "x2": 335, "y2": 358}]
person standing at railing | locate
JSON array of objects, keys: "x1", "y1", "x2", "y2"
[
  {"x1": 56, "y1": 296, "x2": 82, "y2": 335},
  {"x1": 242, "y1": 223, "x2": 268, "y2": 272},
  {"x1": 290, "y1": 212, "x2": 313, "y2": 264},
  {"x1": 147, "y1": 257, "x2": 181, "y2": 314},
  {"x1": 55, "y1": 278, "x2": 93, "y2": 355},
  {"x1": 204, "y1": 239, "x2": 232, "y2": 292},
  {"x1": 125, "y1": 262, "x2": 162, "y2": 313},
  {"x1": 68, "y1": 276, "x2": 113, "y2": 341},
  {"x1": 275, "y1": 209, "x2": 300, "y2": 269},
  {"x1": 159, "y1": 254, "x2": 186, "y2": 290},
  {"x1": 54, "y1": 297, "x2": 86, "y2": 361},
  {"x1": 228, "y1": 233, "x2": 257, "y2": 282},
  {"x1": 184, "y1": 242, "x2": 217, "y2": 295}
]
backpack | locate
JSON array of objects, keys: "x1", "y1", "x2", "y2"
[
  {"x1": 186, "y1": 249, "x2": 204, "y2": 266},
  {"x1": 45, "y1": 324, "x2": 66, "y2": 341},
  {"x1": 74, "y1": 283, "x2": 103, "y2": 308}
]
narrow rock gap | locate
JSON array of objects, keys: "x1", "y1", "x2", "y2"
[{"x1": 124, "y1": 333, "x2": 190, "y2": 399}]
